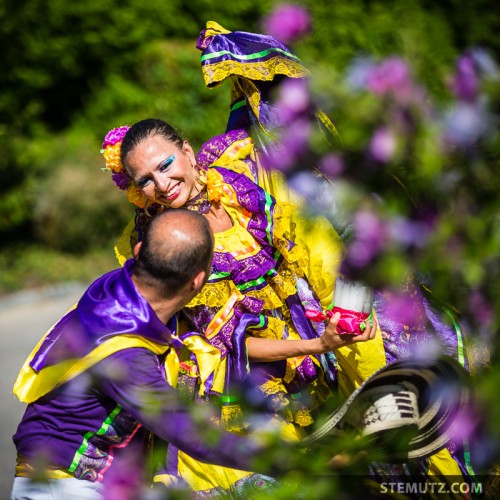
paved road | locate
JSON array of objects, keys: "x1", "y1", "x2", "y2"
[{"x1": 0, "y1": 283, "x2": 86, "y2": 498}]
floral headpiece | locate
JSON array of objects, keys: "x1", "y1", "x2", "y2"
[{"x1": 100, "y1": 125, "x2": 148, "y2": 208}]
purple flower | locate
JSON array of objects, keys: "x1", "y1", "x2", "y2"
[
  {"x1": 447, "y1": 405, "x2": 478, "y2": 445},
  {"x1": 469, "y1": 289, "x2": 493, "y2": 326},
  {"x1": 262, "y1": 4, "x2": 311, "y2": 43},
  {"x1": 469, "y1": 47, "x2": 499, "y2": 78},
  {"x1": 369, "y1": 127, "x2": 397, "y2": 163},
  {"x1": 388, "y1": 217, "x2": 431, "y2": 248},
  {"x1": 101, "y1": 125, "x2": 130, "y2": 149},
  {"x1": 276, "y1": 79, "x2": 310, "y2": 123},
  {"x1": 318, "y1": 153, "x2": 344, "y2": 177},
  {"x1": 264, "y1": 118, "x2": 312, "y2": 172},
  {"x1": 347, "y1": 211, "x2": 387, "y2": 267},
  {"x1": 345, "y1": 56, "x2": 377, "y2": 90},
  {"x1": 112, "y1": 171, "x2": 131, "y2": 190},
  {"x1": 288, "y1": 170, "x2": 338, "y2": 214},
  {"x1": 381, "y1": 290, "x2": 427, "y2": 330},
  {"x1": 443, "y1": 102, "x2": 487, "y2": 146},
  {"x1": 367, "y1": 57, "x2": 413, "y2": 99},
  {"x1": 288, "y1": 171, "x2": 320, "y2": 199},
  {"x1": 102, "y1": 452, "x2": 143, "y2": 500},
  {"x1": 450, "y1": 54, "x2": 479, "y2": 103}
]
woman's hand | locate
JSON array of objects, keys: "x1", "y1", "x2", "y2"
[
  {"x1": 247, "y1": 313, "x2": 378, "y2": 362},
  {"x1": 316, "y1": 312, "x2": 378, "y2": 354}
]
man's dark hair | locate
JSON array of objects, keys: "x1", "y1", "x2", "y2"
[
  {"x1": 121, "y1": 118, "x2": 184, "y2": 168},
  {"x1": 134, "y1": 209, "x2": 213, "y2": 297}
]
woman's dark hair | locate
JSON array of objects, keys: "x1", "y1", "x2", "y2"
[{"x1": 120, "y1": 118, "x2": 184, "y2": 167}]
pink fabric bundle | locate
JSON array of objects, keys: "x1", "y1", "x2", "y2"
[{"x1": 305, "y1": 306, "x2": 371, "y2": 335}]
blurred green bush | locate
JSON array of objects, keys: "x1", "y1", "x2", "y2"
[{"x1": 0, "y1": 0, "x2": 498, "y2": 292}]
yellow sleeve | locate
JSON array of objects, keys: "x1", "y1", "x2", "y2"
[
  {"x1": 256, "y1": 163, "x2": 291, "y2": 204},
  {"x1": 254, "y1": 162, "x2": 388, "y2": 390},
  {"x1": 294, "y1": 210, "x2": 343, "y2": 308},
  {"x1": 210, "y1": 137, "x2": 256, "y2": 181},
  {"x1": 114, "y1": 217, "x2": 136, "y2": 266}
]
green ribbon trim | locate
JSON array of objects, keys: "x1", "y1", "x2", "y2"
[
  {"x1": 236, "y1": 268, "x2": 277, "y2": 292},
  {"x1": 230, "y1": 100, "x2": 247, "y2": 111},
  {"x1": 264, "y1": 191, "x2": 273, "y2": 244},
  {"x1": 201, "y1": 47, "x2": 302, "y2": 64},
  {"x1": 248, "y1": 314, "x2": 266, "y2": 330},
  {"x1": 69, "y1": 404, "x2": 122, "y2": 473},
  {"x1": 462, "y1": 439, "x2": 476, "y2": 479},
  {"x1": 443, "y1": 307, "x2": 466, "y2": 368},
  {"x1": 221, "y1": 395, "x2": 239, "y2": 404},
  {"x1": 208, "y1": 270, "x2": 231, "y2": 281},
  {"x1": 237, "y1": 275, "x2": 266, "y2": 291}
]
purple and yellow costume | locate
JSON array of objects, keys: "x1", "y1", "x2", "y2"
[
  {"x1": 111, "y1": 21, "x2": 475, "y2": 496},
  {"x1": 115, "y1": 129, "x2": 386, "y2": 493},
  {"x1": 12, "y1": 261, "x2": 263, "y2": 491}
]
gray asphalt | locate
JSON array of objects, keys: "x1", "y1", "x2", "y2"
[{"x1": 0, "y1": 283, "x2": 87, "y2": 498}]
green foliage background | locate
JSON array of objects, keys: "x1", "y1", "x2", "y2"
[{"x1": 0, "y1": 0, "x2": 498, "y2": 292}]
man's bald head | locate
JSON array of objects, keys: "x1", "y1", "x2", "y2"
[{"x1": 133, "y1": 209, "x2": 214, "y2": 297}]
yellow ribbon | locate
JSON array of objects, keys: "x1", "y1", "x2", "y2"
[
  {"x1": 13, "y1": 335, "x2": 172, "y2": 404},
  {"x1": 164, "y1": 334, "x2": 223, "y2": 396},
  {"x1": 203, "y1": 21, "x2": 232, "y2": 38},
  {"x1": 14, "y1": 332, "x2": 223, "y2": 404}
]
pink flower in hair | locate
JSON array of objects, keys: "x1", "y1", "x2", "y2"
[{"x1": 101, "y1": 125, "x2": 131, "y2": 149}]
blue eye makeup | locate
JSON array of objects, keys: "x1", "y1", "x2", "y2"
[
  {"x1": 136, "y1": 178, "x2": 149, "y2": 189},
  {"x1": 136, "y1": 154, "x2": 176, "y2": 189},
  {"x1": 159, "y1": 154, "x2": 175, "y2": 171}
]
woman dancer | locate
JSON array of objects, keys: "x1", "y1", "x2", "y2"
[{"x1": 103, "y1": 118, "x2": 382, "y2": 495}]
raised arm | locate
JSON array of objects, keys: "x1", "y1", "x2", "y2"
[
  {"x1": 97, "y1": 347, "x2": 268, "y2": 471},
  {"x1": 246, "y1": 313, "x2": 378, "y2": 362}
]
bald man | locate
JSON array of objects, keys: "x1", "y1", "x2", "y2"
[{"x1": 11, "y1": 209, "x2": 267, "y2": 499}]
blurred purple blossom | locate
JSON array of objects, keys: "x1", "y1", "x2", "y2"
[
  {"x1": 346, "y1": 57, "x2": 417, "y2": 104},
  {"x1": 443, "y1": 102, "x2": 488, "y2": 146},
  {"x1": 318, "y1": 153, "x2": 344, "y2": 177},
  {"x1": 367, "y1": 58, "x2": 413, "y2": 100},
  {"x1": 276, "y1": 79, "x2": 311, "y2": 123},
  {"x1": 345, "y1": 56, "x2": 376, "y2": 90},
  {"x1": 102, "y1": 452, "x2": 143, "y2": 500},
  {"x1": 369, "y1": 126, "x2": 397, "y2": 163},
  {"x1": 288, "y1": 170, "x2": 339, "y2": 215},
  {"x1": 379, "y1": 290, "x2": 427, "y2": 331},
  {"x1": 264, "y1": 118, "x2": 312, "y2": 172},
  {"x1": 288, "y1": 171, "x2": 321, "y2": 200},
  {"x1": 450, "y1": 54, "x2": 479, "y2": 103},
  {"x1": 347, "y1": 211, "x2": 387, "y2": 267},
  {"x1": 262, "y1": 4, "x2": 311, "y2": 43},
  {"x1": 469, "y1": 47, "x2": 499, "y2": 78},
  {"x1": 388, "y1": 217, "x2": 431, "y2": 248},
  {"x1": 408, "y1": 335, "x2": 441, "y2": 361},
  {"x1": 112, "y1": 171, "x2": 131, "y2": 190},
  {"x1": 468, "y1": 289, "x2": 493, "y2": 326},
  {"x1": 448, "y1": 405, "x2": 478, "y2": 445}
]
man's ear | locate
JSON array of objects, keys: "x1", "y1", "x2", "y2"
[
  {"x1": 192, "y1": 270, "x2": 206, "y2": 292},
  {"x1": 133, "y1": 242, "x2": 142, "y2": 259}
]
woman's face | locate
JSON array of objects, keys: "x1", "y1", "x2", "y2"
[{"x1": 125, "y1": 134, "x2": 201, "y2": 209}]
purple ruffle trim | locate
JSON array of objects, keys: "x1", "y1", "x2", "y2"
[{"x1": 196, "y1": 129, "x2": 249, "y2": 169}]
